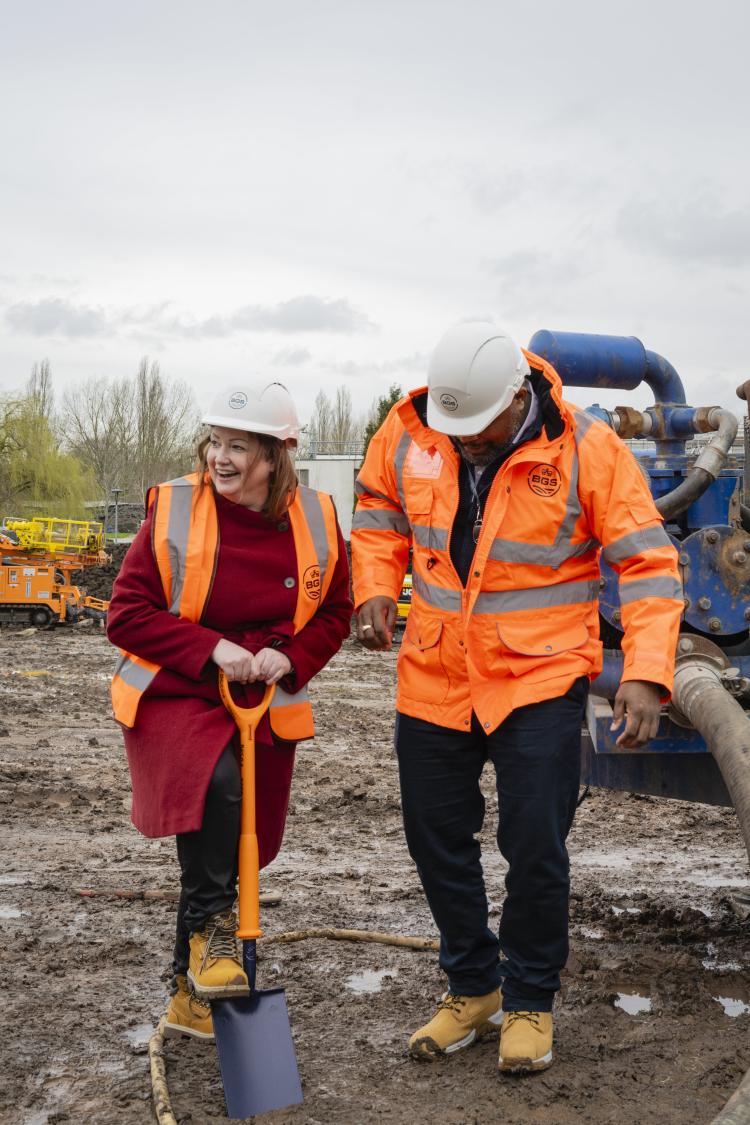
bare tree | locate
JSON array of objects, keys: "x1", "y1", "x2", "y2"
[
  {"x1": 59, "y1": 376, "x2": 134, "y2": 504},
  {"x1": 308, "y1": 389, "x2": 334, "y2": 450},
  {"x1": 132, "y1": 358, "x2": 198, "y2": 498}
]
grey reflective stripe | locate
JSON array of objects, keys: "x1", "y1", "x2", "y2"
[
  {"x1": 413, "y1": 524, "x2": 449, "y2": 551},
  {"x1": 392, "y1": 431, "x2": 413, "y2": 516},
  {"x1": 603, "y1": 526, "x2": 672, "y2": 565},
  {"x1": 164, "y1": 479, "x2": 195, "y2": 614},
  {"x1": 488, "y1": 535, "x2": 597, "y2": 567},
  {"x1": 619, "y1": 576, "x2": 683, "y2": 604},
  {"x1": 354, "y1": 478, "x2": 397, "y2": 505},
  {"x1": 412, "y1": 572, "x2": 462, "y2": 611},
  {"x1": 573, "y1": 408, "x2": 597, "y2": 443},
  {"x1": 488, "y1": 441, "x2": 598, "y2": 570},
  {"x1": 297, "y1": 485, "x2": 329, "y2": 588},
  {"x1": 114, "y1": 653, "x2": 157, "y2": 691},
  {"x1": 351, "y1": 508, "x2": 410, "y2": 536},
  {"x1": 271, "y1": 684, "x2": 310, "y2": 709},
  {"x1": 473, "y1": 579, "x2": 598, "y2": 614}
]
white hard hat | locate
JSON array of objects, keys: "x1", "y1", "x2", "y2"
[
  {"x1": 201, "y1": 381, "x2": 300, "y2": 441},
  {"x1": 426, "y1": 323, "x2": 530, "y2": 436}
]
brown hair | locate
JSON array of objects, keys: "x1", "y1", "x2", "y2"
[{"x1": 196, "y1": 430, "x2": 298, "y2": 522}]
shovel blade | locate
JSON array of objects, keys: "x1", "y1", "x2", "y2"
[{"x1": 212, "y1": 987, "x2": 303, "y2": 1119}]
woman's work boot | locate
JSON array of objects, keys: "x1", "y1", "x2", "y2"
[
  {"x1": 408, "y1": 989, "x2": 503, "y2": 1060},
  {"x1": 164, "y1": 975, "x2": 215, "y2": 1041},
  {"x1": 498, "y1": 1011, "x2": 553, "y2": 1073},
  {"x1": 187, "y1": 909, "x2": 249, "y2": 1000}
]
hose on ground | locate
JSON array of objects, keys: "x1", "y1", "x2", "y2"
[
  {"x1": 672, "y1": 659, "x2": 750, "y2": 1123},
  {"x1": 148, "y1": 1017, "x2": 178, "y2": 1125}
]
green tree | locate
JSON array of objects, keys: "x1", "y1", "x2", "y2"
[
  {"x1": 0, "y1": 364, "x2": 92, "y2": 516},
  {"x1": 361, "y1": 383, "x2": 402, "y2": 464}
]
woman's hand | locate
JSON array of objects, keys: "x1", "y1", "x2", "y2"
[
  {"x1": 252, "y1": 647, "x2": 292, "y2": 685},
  {"x1": 211, "y1": 639, "x2": 256, "y2": 682}
]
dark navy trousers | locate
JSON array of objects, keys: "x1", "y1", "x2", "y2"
[{"x1": 395, "y1": 677, "x2": 587, "y2": 1012}]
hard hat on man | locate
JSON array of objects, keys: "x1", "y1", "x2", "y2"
[
  {"x1": 426, "y1": 322, "x2": 530, "y2": 436},
  {"x1": 201, "y1": 381, "x2": 301, "y2": 442}
]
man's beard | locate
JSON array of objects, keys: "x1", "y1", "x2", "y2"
[
  {"x1": 458, "y1": 424, "x2": 522, "y2": 467},
  {"x1": 459, "y1": 442, "x2": 514, "y2": 466}
]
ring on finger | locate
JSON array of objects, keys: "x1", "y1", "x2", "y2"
[{"x1": 361, "y1": 624, "x2": 373, "y2": 632}]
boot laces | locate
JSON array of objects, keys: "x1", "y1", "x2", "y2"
[
  {"x1": 202, "y1": 913, "x2": 239, "y2": 967},
  {"x1": 438, "y1": 994, "x2": 467, "y2": 1015},
  {"x1": 505, "y1": 1011, "x2": 542, "y2": 1030}
]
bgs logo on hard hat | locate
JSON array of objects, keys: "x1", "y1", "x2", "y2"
[
  {"x1": 228, "y1": 392, "x2": 248, "y2": 409},
  {"x1": 440, "y1": 393, "x2": 459, "y2": 412}
]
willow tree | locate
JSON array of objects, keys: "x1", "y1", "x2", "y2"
[{"x1": 0, "y1": 366, "x2": 92, "y2": 516}]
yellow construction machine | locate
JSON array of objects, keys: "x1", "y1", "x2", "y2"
[{"x1": 0, "y1": 516, "x2": 110, "y2": 628}]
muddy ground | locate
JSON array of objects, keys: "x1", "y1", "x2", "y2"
[{"x1": 2, "y1": 625, "x2": 750, "y2": 1125}]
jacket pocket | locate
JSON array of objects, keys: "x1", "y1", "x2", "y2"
[
  {"x1": 399, "y1": 616, "x2": 450, "y2": 703},
  {"x1": 495, "y1": 616, "x2": 591, "y2": 682}
]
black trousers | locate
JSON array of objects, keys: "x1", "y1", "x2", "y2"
[
  {"x1": 395, "y1": 677, "x2": 587, "y2": 1012},
  {"x1": 172, "y1": 743, "x2": 241, "y2": 980}
]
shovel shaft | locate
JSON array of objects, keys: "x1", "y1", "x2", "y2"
[{"x1": 217, "y1": 673, "x2": 276, "y2": 943}]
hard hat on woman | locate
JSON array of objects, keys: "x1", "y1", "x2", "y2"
[
  {"x1": 202, "y1": 381, "x2": 301, "y2": 442},
  {"x1": 426, "y1": 322, "x2": 530, "y2": 436}
]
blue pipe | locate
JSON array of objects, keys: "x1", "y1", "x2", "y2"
[
  {"x1": 591, "y1": 651, "x2": 624, "y2": 698},
  {"x1": 528, "y1": 330, "x2": 687, "y2": 405}
]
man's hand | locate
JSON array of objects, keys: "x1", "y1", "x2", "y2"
[
  {"x1": 611, "y1": 680, "x2": 662, "y2": 748},
  {"x1": 357, "y1": 596, "x2": 397, "y2": 650}
]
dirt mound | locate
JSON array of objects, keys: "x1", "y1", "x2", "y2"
[{"x1": 75, "y1": 541, "x2": 131, "y2": 601}]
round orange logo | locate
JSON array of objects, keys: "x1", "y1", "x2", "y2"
[
  {"x1": 303, "y1": 565, "x2": 321, "y2": 600},
  {"x1": 528, "y1": 463, "x2": 561, "y2": 497}
]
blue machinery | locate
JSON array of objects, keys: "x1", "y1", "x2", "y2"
[{"x1": 529, "y1": 330, "x2": 750, "y2": 810}]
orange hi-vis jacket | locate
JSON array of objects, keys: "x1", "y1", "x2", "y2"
[
  {"x1": 111, "y1": 472, "x2": 339, "y2": 740},
  {"x1": 351, "y1": 352, "x2": 683, "y2": 733}
]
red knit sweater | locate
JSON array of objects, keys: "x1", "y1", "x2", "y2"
[{"x1": 107, "y1": 490, "x2": 352, "y2": 841}]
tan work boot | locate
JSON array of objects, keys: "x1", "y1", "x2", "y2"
[
  {"x1": 498, "y1": 1010, "x2": 553, "y2": 1073},
  {"x1": 164, "y1": 974, "x2": 214, "y2": 1041},
  {"x1": 409, "y1": 989, "x2": 503, "y2": 1060},
  {"x1": 187, "y1": 909, "x2": 249, "y2": 1000}
]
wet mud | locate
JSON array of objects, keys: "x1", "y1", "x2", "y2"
[{"x1": 2, "y1": 627, "x2": 749, "y2": 1124}]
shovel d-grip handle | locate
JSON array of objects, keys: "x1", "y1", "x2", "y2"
[{"x1": 217, "y1": 671, "x2": 276, "y2": 942}]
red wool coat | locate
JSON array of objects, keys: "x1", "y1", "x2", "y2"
[{"x1": 107, "y1": 490, "x2": 352, "y2": 854}]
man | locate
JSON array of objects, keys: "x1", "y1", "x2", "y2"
[{"x1": 350, "y1": 323, "x2": 682, "y2": 1073}]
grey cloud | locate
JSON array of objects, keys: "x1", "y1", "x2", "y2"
[
  {"x1": 5, "y1": 297, "x2": 108, "y2": 337},
  {"x1": 617, "y1": 195, "x2": 750, "y2": 267},
  {"x1": 330, "y1": 351, "x2": 428, "y2": 378},
  {"x1": 157, "y1": 296, "x2": 377, "y2": 338},
  {"x1": 270, "y1": 347, "x2": 312, "y2": 366},
  {"x1": 4, "y1": 295, "x2": 376, "y2": 341}
]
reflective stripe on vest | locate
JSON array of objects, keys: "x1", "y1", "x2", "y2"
[{"x1": 111, "y1": 476, "x2": 338, "y2": 739}]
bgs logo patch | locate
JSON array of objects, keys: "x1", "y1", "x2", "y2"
[
  {"x1": 303, "y1": 564, "x2": 321, "y2": 600},
  {"x1": 228, "y1": 391, "x2": 248, "y2": 409},
  {"x1": 528, "y1": 463, "x2": 561, "y2": 497},
  {"x1": 439, "y1": 393, "x2": 459, "y2": 411}
]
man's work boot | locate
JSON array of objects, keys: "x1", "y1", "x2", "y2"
[
  {"x1": 409, "y1": 989, "x2": 503, "y2": 1060},
  {"x1": 164, "y1": 974, "x2": 215, "y2": 1041},
  {"x1": 187, "y1": 909, "x2": 249, "y2": 1000},
  {"x1": 498, "y1": 1011, "x2": 553, "y2": 1073}
]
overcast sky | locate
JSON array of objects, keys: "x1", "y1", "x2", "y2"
[{"x1": 1, "y1": 0, "x2": 749, "y2": 424}]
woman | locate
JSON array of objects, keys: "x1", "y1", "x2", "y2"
[{"x1": 107, "y1": 380, "x2": 352, "y2": 1040}]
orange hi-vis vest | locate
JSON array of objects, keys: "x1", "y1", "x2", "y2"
[
  {"x1": 111, "y1": 473, "x2": 339, "y2": 740},
  {"x1": 351, "y1": 351, "x2": 683, "y2": 733}
]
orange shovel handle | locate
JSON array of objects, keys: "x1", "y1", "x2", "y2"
[{"x1": 218, "y1": 672, "x2": 276, "y2": 940}]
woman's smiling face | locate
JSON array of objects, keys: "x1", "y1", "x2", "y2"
[{"x1": 205, "y1": 426, "x2": 273, "y2": 509}]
